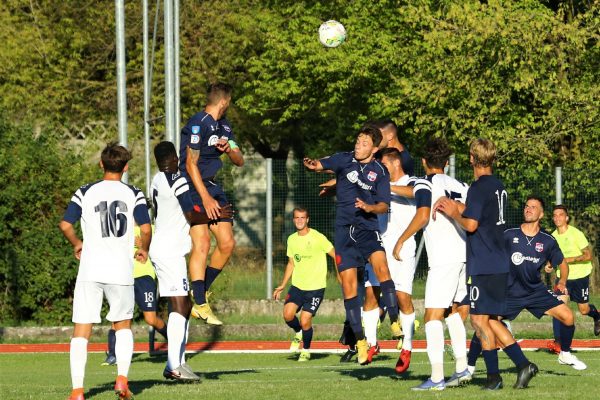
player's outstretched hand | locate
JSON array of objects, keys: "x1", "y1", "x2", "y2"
[
  {"x1": 319, "y1": 178, "x2": 337, "y2": 197},
  {"x1": 392, "y1": 239, "x2": 403, "y2": 261},
  {"x1": 135, "y1": 248, "x2": 148, "y2": 264},
  {"x1": 303, "y1": 157, "x2": 318, "y2": 170},
  {"x1": 272, "y1": 286, "x2": 285, "y2": 300}
]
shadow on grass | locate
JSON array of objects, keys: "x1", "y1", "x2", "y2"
[
  {"x1": 285, "y1": 352, "x2": 330, "y2": 361},
  {"x1": 85, "y1": 379, "x2": 171, "y2": 399},
  {"x1": 334, "y1": 366, "x2": 414, "y2": 381},
  {"x1": 202, "y1": 369, "x2": 259, "y2": 380}
]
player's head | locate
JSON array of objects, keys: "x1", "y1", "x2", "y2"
[
  {"x1": 207, "y1": 82, "x2": 233, "y2": 116},
  {"x1": 154, "y1": 141, "x2": 178, "y2": 173},
  {"x1": 292, "y1": 207, "x2": 309, "y2": 231},
  {"x1": 469, "y1": 138, "x2": 496, "y2": 168},
  {"x1": 423, "y1": 137, "x2": 451, "y2": 170},
  {"x1": 354, "y1": 124, "x2": 383, "y2": 162},
  {"x1": 100, "y1": 143, "x2": 131, "y2": 173},
  {"x1": 552, "y1": 204, "x2": 570, "y2": 228},
  {"x1": 524, "y1": 195, "x2": 545, "y2": 223},
  {"x1": 376, "y1": 119, "x2": 398, "y2": 140},
  {"x1": 379, "y1": 147, "x2": 404, "y2": 176}
]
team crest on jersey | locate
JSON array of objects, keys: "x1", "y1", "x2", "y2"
[
  {"x1": 535, "y1": 242, "x2": 544, "y2": 252},
  {"x1": 367, "y1": 171, "x2": 377, "y2": 182},
  {"x1": 191, "y1": 125, "x2": 200, "y2": 134},
  {"x1": 208, "y1": 134, "x2": 219, "y2": 146},
  {"x1": 191, "y1": 134, "x2": 200, "y2": 144}
]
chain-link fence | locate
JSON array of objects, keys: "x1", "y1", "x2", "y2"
[{"x1": 218, "y1": 154, "x2": 599, "y2": 296}]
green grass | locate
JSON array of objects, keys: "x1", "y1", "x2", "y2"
[{"x1": 1, "y1": 350, "x2": 599, "y2": 399}]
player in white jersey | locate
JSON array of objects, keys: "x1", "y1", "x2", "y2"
[
  {"x1": 150, "y1": 141, "x2": 232, "y2": 382},
  {"x1": 59, "y1": 144, "x2": 151, "y2": 400},
  {"x1": 393, "y1": 138, "x2": 470, "y2": 391},
  {"x1": 362, "y1": 148, "x2": 418, "y2": 368}
]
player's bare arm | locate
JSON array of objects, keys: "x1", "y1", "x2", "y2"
[
  {"x1": 327, "y1": 248, "x2": 341, "y2": 284},
  {"x1": 566, "y1": 245, "x2": 592, "y2": 264},
  {"x1": 303, "y1": 157, "x2": 324, "y2": 172},
  {"x1": 390, "y1": 185, "x2": 414, "y2": 198},
  {"x1": 432, "y1": 197, "x2": 478, "y2": 232},
  {"x1": 218, "y1": 139, "x2": 244, "y2": 166},
  {"x1": 273, "y1": 258, "x2": 295, "y2": 300},
  {"x1": 186, "y1": 146, "x2": 221, "y2": 219},
  {"x1": 318, "y1": 178, "x2": 337, "y2": 197},
  {"x1": 555, "y1": 259, "x2": 569, "y2": 295},
  {"x1": 135, "y1": 223, "x2": 152, "y2": 263},
  {"x1": 58, "y1": 220, "x2": 83, "y2": 260},
  {"x1": 392, "y1": 206, "x2": 430, "y2": 261},
  {"x1": 354, "y1": 199, "x2": 388, "y2": 214}
]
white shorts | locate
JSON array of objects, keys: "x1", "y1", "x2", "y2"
[
  {"x1": 424, "y1": 262, "x2": 467, "y2": 309},
  {"x1": 72, "y1": 280, "x2": 134, "y2": 324},
  {"x1": 364, "y1": 256, "x2": 416, "y2": 294},
  {"x1": 151, "y1": 256, "x2": 189, "y2": 297},
  {"x1": 364, "y1": 263, "x2": 379, "y2": 288}
]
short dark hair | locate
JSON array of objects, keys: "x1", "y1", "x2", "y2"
[
  {"x1": 358, "y1": 124, "x2": 383, "y2": 148},
  {"x1": 423, "y1": 137, "x2": 452, "y2": 169},
  {"x1": 293, "y1": 206, "x2": 309, "y2": 218},
  {"x1": 376, "y1": 119, "x2": 398, "y2": 134},
  {"x1": 207, "y1": 82, "x2": 233, "y2": 105},
  {"x1": 379, "y1": 147, "x2": 402, "y2": 163},
  {"x1": 101, "y1": 143, "x2": 131, "y2": 173},
  {"x1": 553, "y1": 204, "x2": 569, "y2": 216},
  {"x1": 526, "y1": 195, "x2": 545, "y2": 210},
  {"x1": 154, "y1": 141, "x2": 177, "y2": 165}
]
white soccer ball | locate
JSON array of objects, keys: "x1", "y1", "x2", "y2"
[{"x1": 318, "y1": 20, "x2": 346, "y2": 48}]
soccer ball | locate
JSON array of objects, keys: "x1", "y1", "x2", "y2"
[{"x1": 318, "y1": 20, "x2": 346, "y2": 48}]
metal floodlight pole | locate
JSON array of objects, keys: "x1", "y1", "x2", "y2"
[
  {"x1": 115, "y1": 0, "x2": 128, "y2": 182},
  {"x1": 174, "y1": 0, "x2": 181, "y2": 152},
  {"x1": 164, "y1": 0, "x2": 175, "y2": 143},
  {"x1": 143, "y1": 0, "x2": 152, "y2": 201}
]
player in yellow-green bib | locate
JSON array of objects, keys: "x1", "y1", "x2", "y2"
[
  {"x1": 272, "y1": 207, "x2": 338, "y2": 362},
  {"x1": 549, "y1": 205, "x2": 600, "y2": 345}
]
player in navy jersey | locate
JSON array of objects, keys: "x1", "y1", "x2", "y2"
[
  {"x1": 180, "y1": 83, "x2": 244, "y2": 325},
  {"x1": 303, "y1": 124, "x2": 401, "y2": 365},
  {"x1": 466, "y1": 196, "x2": 587, "y2": 372},
  {"x1": 59, "y1": 144, "x2": 151, "y2": 400},
  {"x1": 433, "y1": 138, "x2": 537, "y2": 390}
]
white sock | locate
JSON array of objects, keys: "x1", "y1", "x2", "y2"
[
  {"x1": 400, "y1": 311, "x2": 415, "y2": 351},
  {"x1": 425, "y1": 320, "x2": 445, "y2": 382},
  {"x1": 167, "y1": 312, "x2": 187, "y2": 370},
  {"x1": 445, "y1": 312, "x2": 468, "y2": 372},
  {"x1": 180, "y1": 318, "x2": 190, "y2": 366},
  {"x1": 115, "y1": 329, "x2": 133, "y2": 377},
  {"x1": 70, "y1": 337, "x2": 88, "y2": 389},
  {"x1": 363, "y1": 308, "x2": 380, "y2": 347}
]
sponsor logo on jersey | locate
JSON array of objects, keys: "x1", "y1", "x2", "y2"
[
  {"x1": 208, "y1": 134, "x2": 219, "y2": 146},
  {"x1": 511, "y1": 251, "x2": 540, "y2": 265},
  {"x1": 222, "y1": 124, "x2": 231, "y2": 132},
  {"x1": 294, "y1": 254, "x2": 301, "y2": 263},
  {"x1": 346, "y1": 170, "x2": 359, "y2": 183},
  {"x1": 513, "y1": 237, "x2": 519, "y2": 243},
  {"x1": 171, "y1": 172, "x2": 180, "y2": 180},
  {"x1": 367, "y1": 171, "x2": 377, "y2": 182},
  {"x1": 191, "y1": 134, "x2": 200, "y2": 144},
  {"x1": 191, "y1": 125, "x2": 200, "y2": 134},
  {"x1": 535, "y1": 242, "x2": 544, "y2": 252}
]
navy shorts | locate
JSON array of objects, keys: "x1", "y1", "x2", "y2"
[
  {"x1": 134, "y1": 275, "x2": 158, "y2": 312},
  {"x1": 334, "y1": 225, "x2": 384, "y2": 272},
  {"x1": 285, "y1": 285, "x2": 325, "y2": 316},
  {"x1": 505, "y1": 286, "x2": 563, "y2": 320},
  {"x1": 189, "y1": 180, "x2": 233, "y2": 223},
  {"x1": 469, "y1": 273, "x2": 508, "y2": 316},
  {"x1": 557, "y1": 276, "x2": 590, "y2": 303}
]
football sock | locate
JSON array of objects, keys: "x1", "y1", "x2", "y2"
[
  {"x1": 167, "y1": 312, "x2": 187, "y2": 370},
  {"x1": 482, "y1": 349, "x2": 500, "y2": 375},
  {"x1": 344, "y1": 296, "x2": 365, "y2": 341},
  {"x1": 467, "y1": 332, "x2": 482, "y2": 367},
  {"x1": 445, "y1": 312, "x2": 467, "y2": 372},
  {"x1": 156, "y1": 324, "x2": 168, "y2": 341},
  {"x1": 588, "y1": 304, "x2": 600, "y2": 320},
  {"x1": 302, "y1": 327, "x2": 313, "y2": 350},
  {"x1": 400, "y1": 311, "x2": 415, "y2": 351},
  {"x1": 180, "y1": 318, "x2": 190, "y2": 366},
  {"x1": 204, "y1": 266, "x2": 222, "y2": 290},
  {"x1": 107, "y1": 328, "x2": 116, "y2": 357},
  {"x1": 70, "y1": 337, "x2": 88, "y2": 389},
  {"x1": 339, "y1": 320, "x2": 357, "y2": 347},
  {"x1": 285, "y1": 316, "x2": 302, "y2": 333},
  {"x1": 503, "y1": 342, "x2": 529, "y2": 370},
  {"x1": 363, "y1": 308, "x2": 380, "y2": 347},
  {"x1": 191, "y1": 280, "x2": 206, "y2": 305},
  {"x1": 559, "y1": 323, "x2": 575, "y2": 352},
  {"x1": 115, "y1": 329, "x2": 133, "y2": 377},
  {"x1": 425, "y1": 320, "x2": 445, "y2": 382},
  {"x1": 552, "y1": 317, "x2": 561, "y2": 342},
  {"x1": 379, "y1": 280, "x2": 399, "y2": 322}
]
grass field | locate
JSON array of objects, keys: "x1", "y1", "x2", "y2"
[{"x1": 1, "y1": 350, "x2": 599, "y2": 399}]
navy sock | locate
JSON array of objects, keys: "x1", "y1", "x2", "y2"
[
  {"x1": 156, "y1": 325, "x2": 168, "y2": 340},
  {"x1": 467, "y1": 332, "x2": 482, "y2": 367},
  {"x1": 285, "y1": 316, "x2": 301, "y2": 333},
  {"x1": 503, "y1": 342, "x2": 529, "y2": 370},
  {"x1": 191, "y1": 280, "x2": 206, "y2": 305},
  {"x1": 552, "y1": 317, "x2": 561, "y2": 341},
  {"x1": 379, "y1": 280, "x2": 399, "y2": 322},
  {"x1": 588, "y1": 304, "x2": 600, "y2": 320},
  {"x1": 205, "y1": 266, "x2": 222, "y2": 290},
  {"x1": 482, "y1": 349, "x2": 500, "y2": 375},
  {"x1": 559, "y1": 323, "x2": 575, "y2": 352},
  {"x1": 344, "y1": 296, "x2": 365, "y2": 341},
  {"x1": 302, "y1": 328, "x2": 313, "y2": 349},
  {"x1": 107, "y1": 328, "x2": 116, "y2": 357}
]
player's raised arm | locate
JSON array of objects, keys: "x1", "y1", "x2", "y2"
[
  {"x1": 303, "y1": 157, "x2": 324, "y2": 172},
  {"x1": 186, "y1": 146, "x2": 221, "y2": 219}
]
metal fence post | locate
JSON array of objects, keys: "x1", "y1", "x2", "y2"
[
  {"x1": 266, "y1": 158, "x2": 273, "y2": 299},
  {"x1": 556, "y1": 166, "x2": 562, "y2": 205}
]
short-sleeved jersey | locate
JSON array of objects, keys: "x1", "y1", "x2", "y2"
[
  {"x1": 318, "y1": 152, "x2": 362, "y2": 227},
  {"x1": 287, "y1": 228, "x2": 334, "y2": 291},
  {"x1": 378, "y1": 175, "x2": 417, "y2": 258},
  {"x1": 462, "y1": 175, "x2": 509, "y2": 276},
  {"x1": 149, "y1": 171, "x2": 193, "y2": 259},
  {"x1": 413, "y1": 174, "x2": 469, "y2": 266},
  {"x1": 133, "y1": 224, "x2": 156, "y2": 279},
  {"x1": 552, "y1": 225, "x2": 593, "y2": 279},
  {"x1": 62, "y1": 180, "x2": 151, "y2": 285},
  {"x1": 505, "y1": 227, "x2": 564, "y2": 297},
  {"x1": 179, "y1": 111, "x2": 235, "y2": 179}
]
